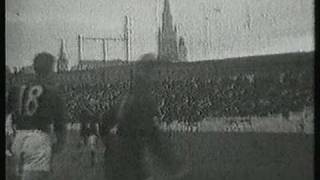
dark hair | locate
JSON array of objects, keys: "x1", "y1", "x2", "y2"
[
  {"x1": 134, "y1": 53, "x2": 157, "y2": 74},
  {"x1": 130, "y1": 53, "x2": 158, "y2": 92},
  {"x1": 33, "y1": 52, "x2": 55, "y2": 76}
]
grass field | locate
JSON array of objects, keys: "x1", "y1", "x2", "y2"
[{"x1": 6, "y1": 130, "x2": 313, "y2": 180}]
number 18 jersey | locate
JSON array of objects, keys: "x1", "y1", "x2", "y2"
[{"x1": 8, "y1": 81, "x2": 66, "y2": 133}]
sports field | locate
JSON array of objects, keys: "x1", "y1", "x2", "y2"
[{"x1": 7, "y1": 130, "x2": 313, "y2": 180}]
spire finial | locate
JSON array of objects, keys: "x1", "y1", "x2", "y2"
[{"x1": 59, "y1": 38, "x2": 66, "y2": 59}]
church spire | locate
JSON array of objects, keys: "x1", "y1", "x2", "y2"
[
  {"x1": 162, "y1": 0, "x2": 173, "y2": 31},
  {"x1": 59, "y1": 39, "x2": 66, "y2": 59},
  {"x1": 164, "y1": 0, "x2": 171, "y2": 14},
  {"x1": 57, "y1": 39, "x2": 68, "y2": 72},
  {"x1": 158, "y1": 0, "x2": 180, "y2": 62}
]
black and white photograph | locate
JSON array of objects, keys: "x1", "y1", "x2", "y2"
[{"x1": 5, "y1": 0, "x2": 314, "y2": 180}]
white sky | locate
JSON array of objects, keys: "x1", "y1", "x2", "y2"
[{"x1": 6, "y1": 0, "x2": 314, "y2": 68}]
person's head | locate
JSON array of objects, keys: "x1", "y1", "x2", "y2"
[
  {"x1": 130, "y1": 53, "x2": 158, "y2": 91},
  {"x1": 133, "y1": 53, "x2": 157, "y2": 78},
  {"x1": 33, "y1": 52, "x2": 56, "y2": 78}
]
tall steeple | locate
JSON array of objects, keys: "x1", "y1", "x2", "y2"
[
  {"x1": 59, "y1": 39, "x2": 66, "y2": 59},
  {"x1": 163, "y1": 0, "x2": 170, "y2": 13},
  {"x1": 158, "y1": 0, "x2": 178, "y2": 62},
  {"x1": 162, "y1": 0, "x2": 173, "y2": 31},
  {"x1": 57, "y1": 39, "x2": 69, "y2": 72}
]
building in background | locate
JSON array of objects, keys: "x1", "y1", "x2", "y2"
[
  {"x1": 158, "y1": 0, "x2": 188, "y2": 62},
  {"x1": 57, "y1": 39, "x2": 69, "y2": 72}
]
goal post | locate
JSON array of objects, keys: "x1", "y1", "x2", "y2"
[{"x1": 77, "y1": 16, "x2": 132, "y2": 64}]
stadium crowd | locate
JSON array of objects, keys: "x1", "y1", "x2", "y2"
[
  {"x1": 52, "y1": 69, "x2": 313, "y2": 125},
  {"x1": 61, "y1": 81, "x2": 130, "y2": 123}
]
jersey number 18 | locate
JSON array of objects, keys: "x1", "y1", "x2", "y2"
[{"x1": 18, "y1": 85, "x2": 43, "y2": 116}]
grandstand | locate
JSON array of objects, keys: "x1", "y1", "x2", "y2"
[{"x1": 9, "y1": 51, "x2": 314, "y2": 124}]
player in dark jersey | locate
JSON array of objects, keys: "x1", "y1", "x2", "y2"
[
  {"x1": 101, "y1": 53, "x2": 189, "y2": 180},
  {"x1": 8, "y1": 52, "x2": 66, "y2": 180}
]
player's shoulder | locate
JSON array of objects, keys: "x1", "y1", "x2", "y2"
[
  {"x1": 27, "y1": 81, "x2": 63, "y2": 102},
  {"x1": 14, "y1": 80, "x2": 49, "y2": 91},
  {"x1": 43, "y1": 84, "x2": 60, "y2": 95}
]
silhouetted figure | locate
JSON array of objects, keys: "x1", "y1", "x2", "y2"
[{"x1": 102, "y1": 53, "x2": 186, "y2": 180}]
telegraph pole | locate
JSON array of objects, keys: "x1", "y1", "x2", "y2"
[
  {"x1": 78, "y1": 34, "x2": 83, "y2": 69},
  {"x1": 124, "y1": 16, "x2": 132, "y2": 63},
  {"x1": 201, "y1": 3, "x2": 209, "y2": 59}
]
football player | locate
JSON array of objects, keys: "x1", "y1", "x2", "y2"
[
  {"x1": 79, "y1": 107, "x2": 100, "y2": 167},
  {"x1": 8, "y1": 52, "x2": 66, "y2": 180}
]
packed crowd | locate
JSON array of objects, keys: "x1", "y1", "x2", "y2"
[
  {"x1": 61, "y1": 81, "x2": 130, "y2": 123},
  {"x1": 57, "y1": 69, "x2": 313, "y2": 124}
]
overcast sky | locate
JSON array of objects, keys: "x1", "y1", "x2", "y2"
[{"x1": 6, "y1": 0, "x2": 314, "y2": 68}]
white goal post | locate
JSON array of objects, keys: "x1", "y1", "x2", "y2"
[{"x1": 77, "y1": 16, "x2": 132, "y2": 63}]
